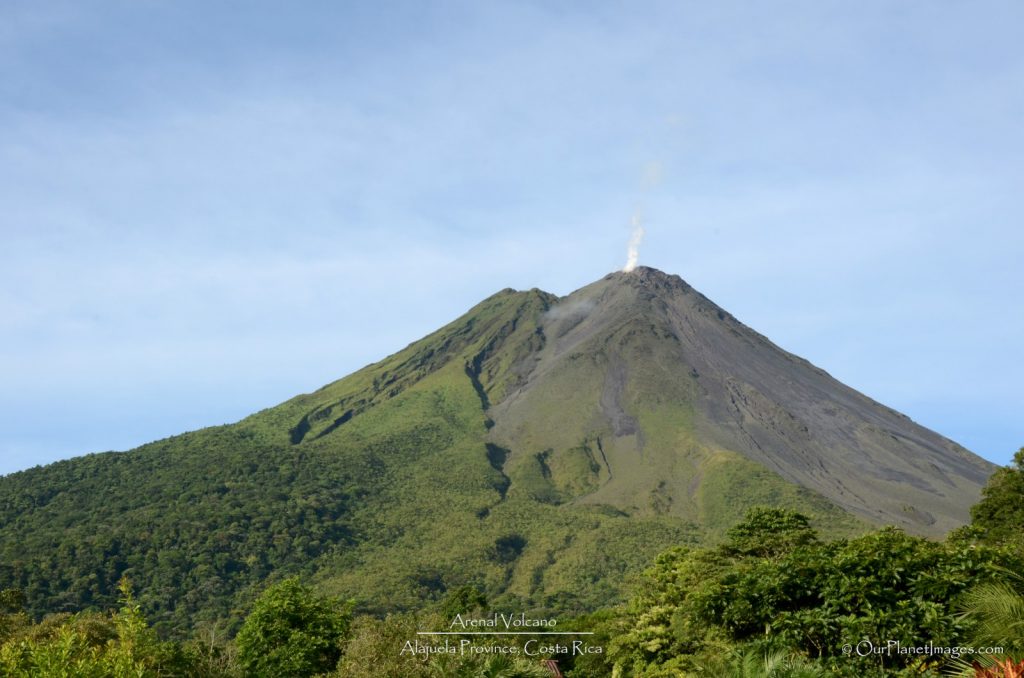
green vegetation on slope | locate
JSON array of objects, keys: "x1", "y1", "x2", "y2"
[
  {"x1": 0, "y1": 426, "x2": 357, "y2": 635},
  {"x1": 4, "y1": 460, "x2": 1024, "y2": 678}
]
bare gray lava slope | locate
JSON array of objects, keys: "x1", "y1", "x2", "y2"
[{"x1": 488, "y1": 267, "x2": 993, "y2": 536}]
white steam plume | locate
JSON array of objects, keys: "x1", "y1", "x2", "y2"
[{"x1": 622, "y1": 214, "x2": 645, "y2": 272}]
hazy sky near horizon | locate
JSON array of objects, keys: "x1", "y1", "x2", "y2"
[{"x1": 1, "y1": 1, "x2": 1022, "y2": 475}]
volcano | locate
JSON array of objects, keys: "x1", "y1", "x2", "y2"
[
  {"x1": 0, "y1": 267, "x2": 994, "y2": 631},
  {"x1": 481, "y1": 267, "x2": 992, "y2": 533}
]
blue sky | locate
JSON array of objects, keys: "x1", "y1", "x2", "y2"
[{"x1": 1, "y1": 1, "x2": 1022, "y2": 475}]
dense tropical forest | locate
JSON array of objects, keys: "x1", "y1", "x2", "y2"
[{"x1": 1, "y1": 447, "x2": 1022, "y2": 676}]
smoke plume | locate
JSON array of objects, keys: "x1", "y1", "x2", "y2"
[{"x1": 623, "y1": 214, "x2": 645, "y2": 272}]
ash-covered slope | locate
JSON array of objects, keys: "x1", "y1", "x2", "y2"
[{"x1": 487, "y1": 267, "x2": 992, "y2": 535}]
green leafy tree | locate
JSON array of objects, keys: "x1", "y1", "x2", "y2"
[
  {"x1": 971, "y1": 447, "x2": 1024, "y2": 544},
  {"x1": 609, "y1": 545, "x2": 730, "y2": 674},
  {"x1": 611, "y1": 508, "x2": 815, "y2": 674},
  {"x1": 335, "y1": 613, "x2": 434, "y2": 678},
  {"x1": 698, "y1": 528, "x2": 1017, "y2": 676},
  {"x1": 236, "y1": 577, "x2": 351, "y2": 677},
  {"x1": 0, "y1": 578, "x2": 206, "y2": 677},
  {"x1": 720, "y1": 507, "x2": 818, "y2": 560},
  {"x1": 611, "y1": 507, "x2": 1022, "y2": 677}
]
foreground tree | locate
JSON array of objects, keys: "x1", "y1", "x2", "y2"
[
  {"x1": 236, "y1": 577, "x2": 351, "y2": 677},
  {"x1": 0, "y1": 578, "x2": 208, "y2": 677},
  {"x1": 611, "y1": 508, "x2": 1023, "y2": 677},
  {"x1": 971, "y1": 447, "x2": 1024, "y2": 545}
]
